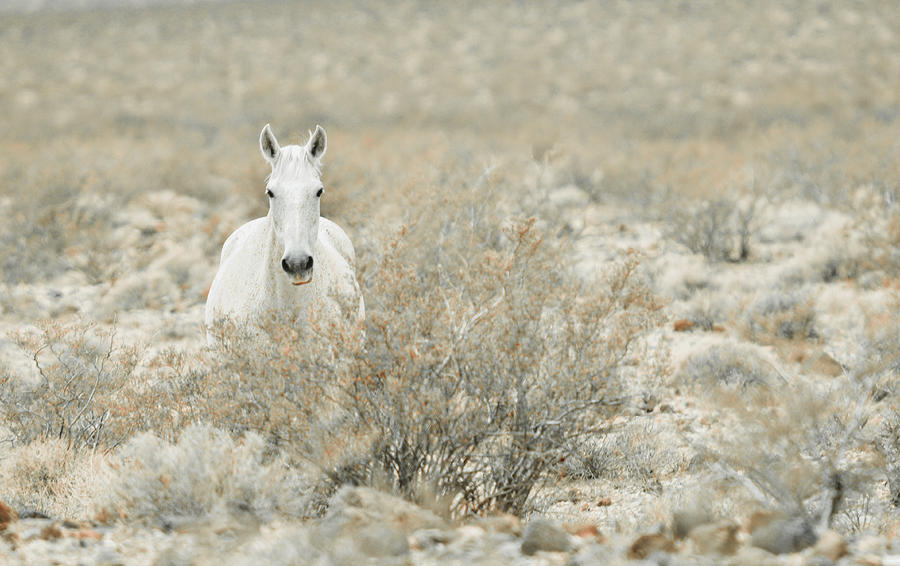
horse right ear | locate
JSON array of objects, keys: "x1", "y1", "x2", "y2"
[{"x1": 259, "y1": 124, "x2": 280, "y2": 166}]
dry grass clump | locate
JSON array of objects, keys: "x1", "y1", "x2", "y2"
[
  {"x1": 0, "y1": 318, "x2": 141, "y2": 451},
  {"x1": 0, "y1": 438, "x2": 96, "y2": 520},
  {"x1": 678, "y1": 340, "x2": 781, "y2": 389},
  {"x1": 94, "y1": 423, "x2": 310, "y2": 526}
]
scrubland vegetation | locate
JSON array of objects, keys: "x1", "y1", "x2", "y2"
[{"x1": 1, "y1": 0, "x2": 899, "y2": 563}]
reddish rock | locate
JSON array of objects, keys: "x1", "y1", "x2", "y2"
[
  {"x1": 0, "y1": 501, "x2": 17, "y2": 531},
  {"x1": 627, "y1": 533, "x2": 676, "y2": 559},
  {"x1": 40, "y1": 523, "x2": 63, "y2": 541},
  {"x1": 673, "y1": 319, "x2": 694, "y2": 332},
  {"x1": 689, "y1": 521, "x2": 739, "y2": 556},
  {"x1": 565, "y1": 523, "x2": 605, "y2": 543}
]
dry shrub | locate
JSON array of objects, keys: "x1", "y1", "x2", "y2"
[
  {"x1": 0, "y1": 438, "x2": 97, "y2": 519},
  {"x1": 697, "y1": 364, "x2": 893, "y2": 533},
  {"x1": 743, "y1": 289, "x2": 818, "y2": 343},
  {"x1": 850, "y1": 186, "x2": 900, "y2": 277},
  {"x1": 0, "y1": 178, "x2": 120, "y2": 285},
  {"x1": 670, "y1": 196, "x2": 758, "y2": 263},
  {"x1": 0, "y1": 318, "x2": 141, "y2": 451},
  {"x1": 315, "y1": 214, "x2": 664, "y2": 515},
  {"x1": 678, "y1": 341, "x2": 781, "y2": 389},
  {"x1": 196, "y1": 196, "x2": 666, "y2": 515},
  {"x1": 94, "y1": 423, "x2": 310, "y2": 525}
]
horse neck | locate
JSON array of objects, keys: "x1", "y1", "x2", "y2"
[{"x1": 261, "y1": 215, "x2": 285, "y2": 283}]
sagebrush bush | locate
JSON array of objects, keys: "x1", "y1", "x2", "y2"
[
  {"x1": 697, "y1": 363, "x2": 892, "y2": 533},
  {"x1": 678, "y1": 341, "x2": 780, "y2": 389},
  {"x1": 199, "y1": 190, "x2": 667, "y2": 515},
  {"x1": 670, "y1": 196, "x2": 758, "y2": 263},
  {"x1": 324, "y1": 215, "x2": 666, "y2": 515},
  {"x1": 0, "y1": 438, "x2": 82, "y2": 518},
  {"x1": 0, "y1": 318, "x2": 141, "y2": 450},
  {"x1": 743, "y1": 289, "x2": 818, "y2": 343},
  {"x1": 95, "y1": 423, "x2": 310, "y2": 525}
]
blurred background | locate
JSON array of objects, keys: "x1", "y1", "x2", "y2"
[{"x1": 1, "y1": 0, "x2": 899, "y2": 314}]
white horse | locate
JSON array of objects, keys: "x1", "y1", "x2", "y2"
[{"x1": 205, "y1": 124, "x2": 364, "y2": 343}]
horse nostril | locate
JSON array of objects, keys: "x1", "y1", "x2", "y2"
[
  {"x1": 305, "y1": 256, "x2": 314, "y2": 270},
  {"x1": 281, "y1": 258, "x2": 290, "y2": 273}
]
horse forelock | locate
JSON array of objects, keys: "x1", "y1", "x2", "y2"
[{"x1": 267, "y1": 145, "x2": 322, "y2": 185}]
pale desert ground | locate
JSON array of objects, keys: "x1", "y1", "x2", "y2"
[{"x1": 1, "y1": 1, "x2": 899, "y2": 564}]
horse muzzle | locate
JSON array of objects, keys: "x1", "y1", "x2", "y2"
[{"x1": 282, "y1": 254, "x2": 314, "y2": 285}]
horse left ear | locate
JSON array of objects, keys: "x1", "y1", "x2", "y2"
[
  {"x1": 260, "y1": 124, "x2": 281, "y2": 166},
  {"x1": 307, "y1": 125, "x2": 327, "y2": 161}
]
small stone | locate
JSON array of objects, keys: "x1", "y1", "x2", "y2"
[
  {"x1": 627, "y1": 533, "x2": 676, "y2": 560},
  {"x1": 345, "y1": 524, "x2": 409, "y2": 558},
  {"x1": 746, "y1": 510, "x2": 782, "y2": 533},
  {"x1": 812, "y1": 529, "x2": 846, "y2": 561},
  {"x1": 729, "y1": 545, "x2": 784, "y2": 566},
  {"x1": 521, "y1": 517, "x2": 572, "y2": 555},
  {"x1": 688, "y1": 521, "x2": 739, "y2": 556},
  {"x1": 0, "y1": 501, "x2": 17, "y2": 531},
  {"x1": 750, "y1": 516, "x2": 816, "y2": 555},
  {"x1": 857, "y1": 535, "x2": 887, "y2": 555},
  {"x1": 564, "y1": 523, "x2": 604, "y2": 543},
  {"x1": 566, "y1": 542, "x2": 615, "y2": 566},
  {"x1": 671, "y1": 506, "x2": 711, "y2": 539},
  {"x1": 74, "y1": 528, "x2": 104, "y2": 541},
  {"x1": 40, "y1": 523, "x2": 63, "y2": 541},
  {"x1": 673, "y1": 319, "x2": 695, "y2": 332},
  {"x1": 409, "y1": 528, "x2": 457, "y2": 551},
  {"x1": 477, "y1": 513, "x2": 521, "y2": 535}
]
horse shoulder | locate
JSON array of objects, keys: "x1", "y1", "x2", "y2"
[
  {"x1": 317, "y1": 218, "x2": 364, "y2": 320},
  {"x1": 220, "y1": 217, "x2": 268, "y2": 264},
  {"x1": 318, "y1": 217, "x2": 356, "y2": 267}
]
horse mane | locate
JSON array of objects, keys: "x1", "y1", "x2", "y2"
[{"x1": 267, "y1": 138, "x2": 322, "y2": 184}]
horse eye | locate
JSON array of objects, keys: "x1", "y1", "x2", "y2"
[
  {"x1": 316, "y1": 187, "x2": 324, "y2": 198},
  {"x1": 266, "y1": 189, "x2": 274, "y2": 198}
]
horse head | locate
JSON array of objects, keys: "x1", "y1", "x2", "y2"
[{"x1": 259, "y1": 123, "x2": 327, "y2": 286}]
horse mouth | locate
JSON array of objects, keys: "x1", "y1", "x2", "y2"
[{"x1": 291, "y1": 277, "x2": 312, "y2": 286}]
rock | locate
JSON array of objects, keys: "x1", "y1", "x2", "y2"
[
  {"x1": 671, "y1": 506, "x2": 711, "y2": 539},
  {"x1": 566, "y1": 542, "x2": 615, "y2": 565},
  {"x1": 627, "y1": 533, "x2": 676, "y2": 560},
  {"x1": 355, "y1": 524, "x2": 410, "y2": 557},
  {"x1": 811, "y1": 529, "x2": 846, "y2": 561},
  {"x1": 856, "y1": 535, "x2": 887, "y2": 555},
  {"x1": 318, "y1": 486, "x2": 446, "y2": 559},
  {"x1": 321, "y1": 486, "x2": 448, "y2": 536},
  {"x1": 409, "y1": 528, "x2": 457, "y2": 551},
  {"x1": 688, "y1": 521, "x2": 738, "y2": 556},
  {"x1": 673, "y1": 319, "x2": 695, "y2": 332},
  {"x1": 39, "y1": 522, "x2": 63, "y2": 541},
  {"x1": 477, "y1": 513, "x2": 521, "y2": 535},
  {"x1": 750, "y1": 516, "x2": 816, "y2": 554},
  {"x1": 564, "y1": 523, "x2": 604, "y2": 543},
  {"x1": 729, "y1": 545, "x2": 784, "y2": 566},
  {"x1": 521, "y1": 517, "x2": 572, "y2": 555},
  {"x1": 0, "y1": 501, "x2": 17, "y2": 531},
  {"x1": 746, "y1": 510, "x2": 782, "y2": 533}
]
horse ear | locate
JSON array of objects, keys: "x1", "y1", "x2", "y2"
[
  {"x1": 259, "y1": 124, "x2": 280, "y2": 165},
  {"x1": 307, "y1": 125, "x2": 327, "y2": 161}
]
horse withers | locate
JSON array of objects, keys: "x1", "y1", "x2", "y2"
[{"x1": 205, "y1": 124, "x2": 364, "y2": 345}]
